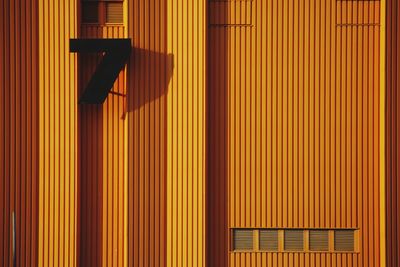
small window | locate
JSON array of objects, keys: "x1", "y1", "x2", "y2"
[
  {"x1": 309, "y1": 230, "x2": 329, "y2": 251},
  {"x1": 259, "y1": 230, "x2": 278, "y2": 251},
  {"x1": 82, "y1": 2, "x2": 99, "y2": 23},
  {"x1": 233, "y1": 229, "x2": 253, "y2": 251},
  {"x1": 284, "y1": 230, "x2": 303, "y2": 251},
  {"x1": 334, "y1": 230, "x2": 354, "y2": 251},
  {"x1": 106, "y1": 2, "x2": 124, "y2": 23}
]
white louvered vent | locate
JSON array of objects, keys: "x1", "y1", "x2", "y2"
[
  {"x1": 233, "y1": 229, "x2": 253, "y2": 251},
  {"x1": 284, "y1": 230, "x2": 303, "y2": 251},
  {"x1": 309, "y1": 230, "x2": 329, "y2": 251},
  {"x1": 106, "y1": 2, "x2": 123, "y2": 23},
  {"x1": 334, "y1": 230, "x2": 354, "y2": 251},
  {"x1": 259, "y1": 230, "x2": 278, "y2": 251}
]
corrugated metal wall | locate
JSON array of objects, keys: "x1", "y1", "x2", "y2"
[
  {"x1": 38, "y1": 0, "x2": 78, "y2": 266},
  {"x1": 127, "y1": 0, "x2": 206, "y2": 266},
  {"x1": 208, "y1": 0, "x2": 383, "y2": 266},
  {"x1": 0, "y1": 0, "x2": 390, "y2": 266},
  {"x1": 78, "y1": 24, "x2": 126, "y2": 267},
  {"x1": 386, "y1": 0, "x2": 400, "y2": 265},
  {"x1": 0, "y1": 0, "x2": 39, "y2": 266}
]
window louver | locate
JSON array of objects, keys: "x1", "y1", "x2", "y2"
[
  {"x1": 309, "y1": 230, "x2": 329, "y2": 251},
  {"x1": 334, "y1": 230, "x2": 354, "y2": 251},
  {"x1": 106, "y1": 2, "x2": 123, "y2": 23},
  {"x1": 259, "y1": 230, "x2": 278, "y2": 251},
  {"x1": 233, "y1": 230, "x2": 253, "y2": 251},
  {"x1": 284, "y1": 230, "x2": 303, "y2": 251}
]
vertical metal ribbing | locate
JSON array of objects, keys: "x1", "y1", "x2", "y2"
[{"x1": 12, "y1": 212, "x2": 15, "y2": 267}]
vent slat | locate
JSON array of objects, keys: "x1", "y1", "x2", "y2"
[
  {"x1": 259, "y1": 230, "x2": 278, "y2": 251},
  {"x1": 284, "y1": 230, "x2": 303, "y2": 251},
  {"x1": 106, "y1": 3, "x2": 123, "y2": 23},
  {"x1": 309, "y1": 230, "x2": 329, "y2": 251},
  {"x1": 233, "y1": 230, "x2": 253, "y2": 250},
  {"x1": 334, "y1": 230, "x2": 354, "y2": 251}
]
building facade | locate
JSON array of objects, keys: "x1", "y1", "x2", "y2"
[{"x1": 0, "y1": 0, "x2": 398, "y2": 266}]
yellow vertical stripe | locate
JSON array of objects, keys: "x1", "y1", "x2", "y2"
[{"x1": 38, "y1": 0, "x2": 78, "y2": 266}]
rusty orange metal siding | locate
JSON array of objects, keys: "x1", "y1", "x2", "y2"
[
  {"x1": 0, "y1": 0, "x2": 39, "y2": 266},
  {"x1": 208, "y1": 0, "x2": 383, "y2": 266}
]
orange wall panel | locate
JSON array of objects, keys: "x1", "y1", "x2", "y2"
[
  {"x1": 127, "y1": 0, "x2": 206, "y2": 266},
  {"x1": 0, "y1": 0, "x2": 39, "y2": 266},
  {"x1": 208, "y1": 0, "x2": 383, "y2": 266},
  {"x1": 38, "y1": 0, "x2": 78, "y2": 266}
]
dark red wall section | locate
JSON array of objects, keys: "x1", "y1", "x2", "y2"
[{"x1": 386, "y1": 0, "x2": 400, "y2": 265}]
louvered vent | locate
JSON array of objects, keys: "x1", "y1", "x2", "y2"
[
  {"x1": 259, "y1": 230, "x2": 278, "y2": 251},
  {"x1": 106, "y1": 2, "x2": 123, "y2": 23},
  {"x1": 233, "y1": 229, "x2": 253, "y2": 251},
  {"x1": 309, "y1": 230, "x2": 329, "y2": 251},
  {"x1": 82, "y1": 2, "x2": 99, "y2": 23},
  {"x1": 334, "y1": 230, "x2": 354, "y2": 251},
  {"x1": 284, "y1": 230, "x2": 303, "y2": 251}
]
